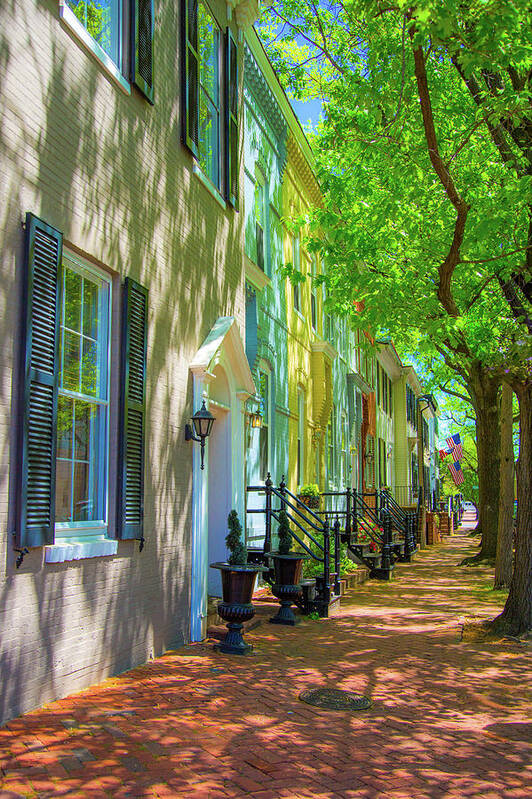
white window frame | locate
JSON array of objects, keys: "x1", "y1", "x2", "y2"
[
  {"x1": 198, "y1": 2, "x2": 222, "y2": 190},
  {"x1": 55, "y1": 251, "x2": 111, "y2": 542},
  {"x1": 59, "y1": 1, "x2": 130, "y2": 94}
]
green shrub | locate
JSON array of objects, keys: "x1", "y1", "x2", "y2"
[
  {"x1": 277, "y1": 510, "x2": 292, "y2": 555},
  {"x1": 297, "y1": 483, "x2": 320, "y2": 497},
  {"x1": 226, "y1": 510, "x2": 247, "y2": 566}
]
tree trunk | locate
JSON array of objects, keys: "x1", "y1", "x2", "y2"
[
  {"x1": 465, "y1": 369, "x2": 500, "y2": 563},
  {"x1": 494, "y1": 380, "x2": 532, "y2": 634},
  {"x1": 494, "y1": 383, "x2": 514, "y2": 588}
]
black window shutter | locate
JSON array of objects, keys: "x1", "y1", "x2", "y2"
[
  {"x1": 182, "y1": 0, "x2": 199, "y2": 155},
  {"x1": 131, "y1": 0, "x2": 154, "y2": 104},
  {"x1": 117, "y1": 278, "x2": 148, "y2": 541},
  {"x1": 16, "y1": 213, "x2": 62, "y2": 548},
  {"x1": 225, "y1": 28, "x2": 239, "y2": 208}
]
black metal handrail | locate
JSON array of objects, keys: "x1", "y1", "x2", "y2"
[
  {"x1": 246, "y1": 474, "x2": 340, "y2": 608},
  {"x1": 381, "y1": 488, "x2": 407, "y2": 523}
]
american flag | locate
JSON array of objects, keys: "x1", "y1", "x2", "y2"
[
  {"x1": 446, "y1": 433, "x2": 463, "y2": 461},
  {"x1": 439, "y1": 448, "x2": 451, "y2": 460},
  {"x1": 448, "y1": 460, "x2": 464, "y2": 486}
]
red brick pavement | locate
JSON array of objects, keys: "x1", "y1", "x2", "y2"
[{"x1": 1, "y1": 530, "x2": 530, "y2": 799}]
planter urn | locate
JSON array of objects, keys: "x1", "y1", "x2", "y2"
[
  {"x1": 269, "y1": 553, "x2": 310, "y2": 626},
  {"x1": 297, "y1": 494, "x2": 320, "y2": 510},
  {"x1": 209, "y1": 562, "x2": 268, "y2": 654}
]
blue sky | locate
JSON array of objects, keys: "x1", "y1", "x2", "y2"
[{"x1": 290, "y1": 97, "x2": 323, "y2": 129}]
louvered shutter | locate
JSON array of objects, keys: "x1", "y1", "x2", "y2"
[
  {"x1": 17, "y1": 214, "x2": 62, "y2": 547},
  {"x1": 182, "y1": 0, "x2": 199, "y2": 155},
  {"x1": 131, "y1": 0, "x2": 154, "y2": 103},
  {"x1": 225, "y1": 28, "x2": 239, "y2": 208},
  {"x1": 117, "y1": 278, "x2": 148, "y2": 540}
]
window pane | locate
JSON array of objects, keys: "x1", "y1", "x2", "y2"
[
  {"x1": 198, "y1": 4, "x2": 220, "y2": 187},
  {"x1": 83, "y1": 278, "x2": 99, "y2": 338},
  {"x1": 81, "y1": 338, "x2": 98, "y2": 395},
  {"x1": 62, "y1": 330, "x2": 81, "y2": 391},
  {"x1": 57, "y1": 395, "x2": 74, "y2": 460},
  {"x1": 55, "y1": 460, "x2": 72, "y2": 523},
  {"x1": 66, "y1": 0, "x2": 120, "y2": 65},
  {"x1": 64, "y1": 267, "x2": 82, "y2": 331},
  {"x1": 74, "y1": 401, "x2": 93, "y2": 461},
  {"x1": 199, "y1": 93, "x2": 219, "y2": 185},
  {"x1": 198, "y1": 5, "x2": 219, "y2": 103},
  {"x1": 73, "y1": 462, "x2": 91, "y2": 521}
]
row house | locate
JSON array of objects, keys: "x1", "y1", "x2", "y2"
[{"x1": 0, "y1": 0, "x2": 258, "y2": 724}]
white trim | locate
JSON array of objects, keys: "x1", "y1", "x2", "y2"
[
  {"x1": 244, "y1": 255, "x2": 271, "y2": 291},
  {"x1": 45, "y1": 539, "x2": 118, "y2": 563},
  {"x1": 59, "y1": 3, "x2": 131, "y2": 96},
  {"x1": 189, "y1": 319, "x2": 255, "y2": 642},
  {"x1": 193, "y1": 162, "x2": 227, "y2": 209},
  {"x1": 55, "y1": 253, "x2": 111, "y2": 539}
]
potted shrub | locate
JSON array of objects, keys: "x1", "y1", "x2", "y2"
[
  {"x1": 297, "y1": 483, "x2": 321, "y2": 509},
  {"x1": 210, "y1": 510, "x2": 268, "y2": 655},
  {"x1": 269, "y1": 510, "x2": 310, "y2": 626}
]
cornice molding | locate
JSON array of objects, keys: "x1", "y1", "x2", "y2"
[
  {"x1": 229, "y1": 0, "x2": 259, "y2": 29},
  {"x1": 244, "y1": 45, "x2": 288, "y2": 150},
  {"x1": 311, "y1": 339, "x2": 338, "y2": 361},
  {"x1": 286, "y1": 133, "x2": 323, "y2": 208}
]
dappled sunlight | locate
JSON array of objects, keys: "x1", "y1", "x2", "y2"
[{"x1": 1, "y1": 535, "x2": 530, "y2": 797}]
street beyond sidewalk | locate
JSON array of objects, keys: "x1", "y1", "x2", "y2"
[{"x1": 1, "y1": 528, "x2": 530, "y2": 799}]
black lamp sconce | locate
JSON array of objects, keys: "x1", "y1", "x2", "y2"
[{"x1": 185, "y1": 400, "x2": 215, "y2": 470}]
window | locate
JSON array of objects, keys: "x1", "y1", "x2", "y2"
[
  {"x1": 255, "y1": 179, "x2": 266, "y2": 272},
  {"x1": 378, "y1": 438, "x2": 386, "y2": 487},
  {"x1": 297, "y1": 388, "x2": 305, "y2": 486},
  {"x1": 55, "y1": 256, "x2": 110, "y2": 538},
  {"x1": 340, "y1": 412, "x2": 348, "y2": 488},
  {"x1": 310, "y1": 255, "x2": 318, "y2": 332},
  {"x1": 292, "y1": 234, "x2": 301, "y2": 313},
  {"x1": 327, "y1": 405, "x2": 335, "y2": 484},
  {"x1": 61, "y1": 1, "x2": 154, "y2": 101},
  {"x1": 198, "y1": 4, "x2": 221, "y2": 187},
  {"x1": 183, "y1": 1, "x2": 238, "y2": 203},
  {"x1": 258, "y1": 369, "x2": 270, "y2": 479},
  {"x1": 16, "y1": 214, "x2": 148, "y2": 555}
]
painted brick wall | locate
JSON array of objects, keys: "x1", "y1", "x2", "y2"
[{"x1": 0, "y1": 0, "x2": 246, "y2": 723}]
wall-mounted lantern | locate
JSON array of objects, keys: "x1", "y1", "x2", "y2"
[
  {"x1": 185, "y1": 400, "x2": 215, "y2": 470},
  {"x1": 249, "y1": 411, "x2": 263, "y2": 428}
]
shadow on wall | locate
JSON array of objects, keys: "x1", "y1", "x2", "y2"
[{"x1": 0, "y1": 0, "x2": 243, "y2": 722}]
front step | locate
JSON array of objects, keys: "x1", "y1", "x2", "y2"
[{"x1": 348, "y1": 545, "x2": 394, "y2": 580}]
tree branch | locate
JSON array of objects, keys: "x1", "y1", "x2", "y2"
[
  {"x1": 437, "y1": 384, "x2": 473, "y2": 404},
  {"x1": 410, "y1": 39, "x2": 470, "y2": 317}
]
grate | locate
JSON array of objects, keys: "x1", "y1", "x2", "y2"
[{"x1": 299, "y1": 687, "x2": 372, "y2": 711}]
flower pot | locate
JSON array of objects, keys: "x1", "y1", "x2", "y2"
[
  {"x1": 269, "y1": 553, "x2": 310, "y2": 626},
  {"x1": 209, "y1": 562, "x2": 269, "y2": 654},
  {"x1": 297, "y1": 494, "x2": 320, "y2": 510}
]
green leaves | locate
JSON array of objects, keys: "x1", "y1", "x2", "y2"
[{"x1": 259, "y1": 0, "x2": 532, "y2": 381}]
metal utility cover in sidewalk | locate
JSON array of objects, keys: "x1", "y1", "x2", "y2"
[{"x1": 299, "y1": 688, "x2": 372, "y2": 711}]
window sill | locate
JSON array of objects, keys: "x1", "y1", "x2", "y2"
[
  {"x1": 59, "y1": 4, "x2": 131, "y2": 96},
  {"x1": 192, "y1": 163, "x2": 226, "y2": 210},
  {"x1": 45, "y1": 539, "x2": 118, "y2": 564}
]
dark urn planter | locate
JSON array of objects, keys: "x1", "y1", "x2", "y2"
[
  {"x1": 210, "y1": 563, "x2": 268, "y2": 655},
  {"x1": 297, "y1": 494, "x2": 320, "y2": 510},
  {"x1": 269, "y1": 553, "x2": 310, "y2": 626}
]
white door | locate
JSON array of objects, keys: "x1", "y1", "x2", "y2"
[{"x1": 207, "y1": 404, "x2": 231, "y2": 596}]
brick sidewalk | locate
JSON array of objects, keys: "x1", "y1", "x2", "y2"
[{"x1": 1, "y1": 534, "x2": 530, "y2": 799}]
